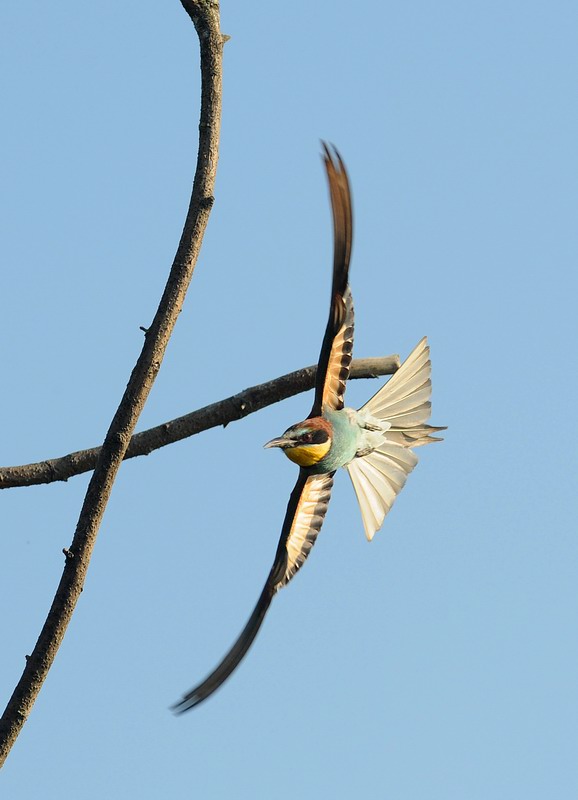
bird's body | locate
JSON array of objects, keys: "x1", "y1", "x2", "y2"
[
  {"x1": 272, "y1": 409, "x2": 358, "y2": 472},
  {"x1": 277, "y1": 406, "x2": 382, "y2": 474},
  {"x1": 313, "y1": 407, "x2": 364, "y2": 472},
  {"x1": 173, "y1": 145, "x2": 444, "y2": 712}
]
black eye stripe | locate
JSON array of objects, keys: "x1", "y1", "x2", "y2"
[{"x1": 302, "y1": 430, "x2": 329, "y2": 445}]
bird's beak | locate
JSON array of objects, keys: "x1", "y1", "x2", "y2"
[{"x1": 263, "y1": 436, "x2": 295, "y2": 450}]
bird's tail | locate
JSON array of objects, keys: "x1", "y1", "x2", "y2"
[
  {"x1": 346, "y1": 337, "x2": 445, "y2": 541},
  {"x1": 172, "y1": 581, "x2": 274, "y2": 712}
]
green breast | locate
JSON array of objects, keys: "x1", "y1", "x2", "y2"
[{"x1": 306, "y1": 407, "x2": 361, "y2": 475}]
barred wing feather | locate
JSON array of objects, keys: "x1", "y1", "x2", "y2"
[
  {"x1": 172, "y1": 472, "x2": 334, "y2": 711},
  {"x1": 274, "y1": 472, "x2": 335, "y2": 590},
  {"x1": 318, "y1": 288, "x2": 354, "y2": 413},
  {"x1": 311, "y1": 144, "x2": 354, "y2": 416}
]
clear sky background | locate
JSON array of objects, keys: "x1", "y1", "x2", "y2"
[{"x1": 1, "y1": 1, "x2": 577, "y2": 797}]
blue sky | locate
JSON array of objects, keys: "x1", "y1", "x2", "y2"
[{"x1": 2, "y1": 1, "x2": 577, "y2": 797}]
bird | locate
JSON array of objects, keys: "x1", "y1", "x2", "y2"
[{"x1": 173, "y1": 143, "x2": 444, "y2": 712}]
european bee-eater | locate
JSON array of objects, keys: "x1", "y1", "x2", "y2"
[{"x1": 173, "y1": 144, "x2": 444, "y2": 712}]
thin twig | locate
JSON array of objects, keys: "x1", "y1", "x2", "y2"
[
  {"x1": 0, "y1": 1, "x2": 224, "y2": 768},
  {"x1": 0, "y1": 356, "x2": 399, "y2": 490}
]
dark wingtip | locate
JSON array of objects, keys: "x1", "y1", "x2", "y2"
[
  {"x1": 169, "y1": 583, "x2": 274, "y2": 714},
  {"x1": 320, "y1": 140, "x2": 332, "y2": 173},
  {"x1": 320, "y1": 140, "x2": 346, "y2": 174},
  {"x1": 171, "y1": 694, "x2": 203, "y2": 715}
]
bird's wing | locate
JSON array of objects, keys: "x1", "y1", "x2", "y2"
[
  {"x1": 310, "y1": 143, "x2": 354, "y2": 417},
  {"x1": 272, "y1": 470, "x2": 335, "y2": 589},
  {"x1": 171, "y1": 582, "x2": 273, "y2": 713},
  {"x1": 172, "y1": 471, "x2": 334, "y2": 712}
]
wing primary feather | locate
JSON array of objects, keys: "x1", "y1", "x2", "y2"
[
  {"x1": 274, "y1": 471, "x2": 335, "y2": 589},
  {"x1": 172, "y1": 582, "x2": 274, "y2": 713},
  {"x1": 323, "y1": 142, "x2": 352, "y2": 302},
  {"x1": 173, "y1": 472, "x2": 333, "y2": 711},
  {"x1": 311, "y1": 143, "x2": 354, "y2": 416}
]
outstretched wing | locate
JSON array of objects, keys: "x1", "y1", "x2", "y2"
[
  {"x1": 171, "y1": 582, "x2": 273, "y2": 714},
  {"x1": 173, "y1": 146, "x2": 353, "y2": 712},
  {"x1": 272, "y1": 471, "x2": 334, "y2": 589},
  {"x1": 172, "y1": 471, "x2": 334, "y2": 712},
  {"x1": 310, "y1": 143, "x2": 354, "y2": 417}
]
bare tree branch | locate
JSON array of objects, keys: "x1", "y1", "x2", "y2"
[
  {"x1": 0, "y1": 356, "x2": 399, "y2": 490},
  {"x1": 0, "y1": 1, "x2": 224, "y2": 768}
]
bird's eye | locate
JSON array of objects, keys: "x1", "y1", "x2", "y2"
[{"x1": 303, "y1": 432, "x2": 313, "y2": 443}]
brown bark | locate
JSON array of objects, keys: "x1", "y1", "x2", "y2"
[{"x1": 0, "y1": 1, "x2": 224, "y2": 768}]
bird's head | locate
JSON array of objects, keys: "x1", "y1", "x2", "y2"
[{"x1": 264, "y1": 417, "x2": 332, "y2": 467}]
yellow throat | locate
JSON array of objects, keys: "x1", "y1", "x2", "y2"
[{"x1": 284, "y1": 439, "x2": 331, "y2": 467}]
